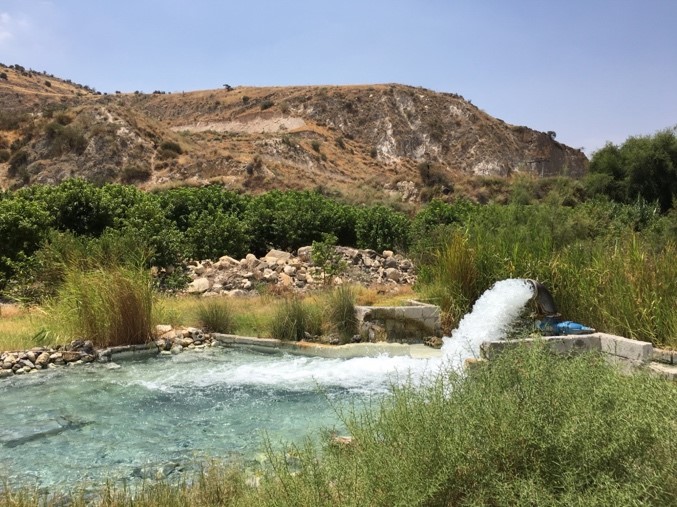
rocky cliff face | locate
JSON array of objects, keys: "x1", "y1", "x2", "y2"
[{"x1": 0, "y1": 64, "x2": 587, "y2": 198}]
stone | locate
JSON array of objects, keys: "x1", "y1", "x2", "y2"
[
  {"x1": 297, "y1": 246, "x2": 313, "y2": 262},
  {"x1": 155, "y1": 324, "x2": 173, "y2": 334},
  {"x1": 283, "y1": 265, "x2": 297, "y2": 276},
  {"x1": 218, "y1": 255, "x2": 240, "y2": 267},
  {"x1": 194, "y1": 264, "x2": 206, "y2": 276},
  {"x1": 384, "y1": 268, "x2": 401, "y2": 282},
  {"x1": 0, "y1": 369, "x2": 13, "y2": 378},
  {"x1": 4, "y1": 353, "x2": 17, "y2": 364},
  {"x1": 35, "y1": 352, "x2": 50, "y2": 368},
  {"x1": 279, "y1": 273, "x2": 293, "y2": 287},
  {"x1": 599, "y1": 333, "x2": 653, "y2": 363},
  {"x1": 187, "y1": 277, "x2": 211, "y2": 294},
  {"x1": 264, "y1": 249, "x2": 291, "y2": 263},
  {"x1": 170, "y1": 344, "x2": 184, "y2": 354},
  {"x1": 384, "y1": 257, "x2": 398, "y2": 269},
  {"x1": 62, "y1": 351, "x2": 82, "y2": 363},
  {"x1": 1, "y1": 362, "x2": 12, "y2": 370},
  {"x1": 241, "y1": 280, "x2": 252, "y2": 290},
  {"x1": 25, "y1": 351, "x2": 36, "y2": 363},
  {"x1": 49, "y1": 352, "x2": 63, "y2": 361},
  {"x1": 382, "y1": 250, "x2": 394, "y2": 258}
]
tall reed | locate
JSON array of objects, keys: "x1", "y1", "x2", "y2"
[{"x1": 48, "y1": 266, "x2": 153, "y2": 347}]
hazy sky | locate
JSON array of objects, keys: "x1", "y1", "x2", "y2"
[{"x1": 1, "y1": 0, "x2": 676, "y2": 155}]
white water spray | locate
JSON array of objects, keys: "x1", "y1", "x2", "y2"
[{"x1": 441, "y1": 278, "x2": 534, "y2": 368}]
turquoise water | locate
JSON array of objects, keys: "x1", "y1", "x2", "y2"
[{"x1": 0, "y1": 347, "x2": 431, "y2": 491}]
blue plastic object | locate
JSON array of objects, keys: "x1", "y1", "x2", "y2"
[{"x1": 536, "y1": 317, "x2": 595, "y2": 336}]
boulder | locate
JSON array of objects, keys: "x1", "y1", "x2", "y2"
[
  {"x1": 187, "y1": 277, "x2": 211, "y2": 294},
  {"x1": 264, "y1": 249, "x2": 291, "y2": 263}
]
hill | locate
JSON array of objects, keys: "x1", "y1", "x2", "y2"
[{"x1": 0, "y1": 63, "x2": 587, "y2": 201}]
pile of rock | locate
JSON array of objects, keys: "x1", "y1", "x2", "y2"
[
  {"x1": 0, "y1": 329, "x2": 220, "y2": 379},
  {"x1": 0, "y1": 339, "x2": 97, "y2": 378},
  {"x1": 185, "y1": 246, "x2": 416, "y2": 296}
]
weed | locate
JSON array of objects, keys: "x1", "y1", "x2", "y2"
[
  {"x1": 196, "y1": 298, "x2": 234, "y2": 333},
  {"x1": 270, "y1": 297, "x2": 322, "y2": 341}
]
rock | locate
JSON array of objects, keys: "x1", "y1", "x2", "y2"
[
  {"x1": 382, "y1": 250, "x2": 394, "y2": 258},
  {"x1": 0, "y1": 369, "x2": 13, "y2": 378},
  {"x1": 49, "y1": 352, "x2": 63, "y2": 361},
  {"x1": 384, "y1": 256, "x2": 399, "y2": 269},
  {"x1": 187, "y1": 277, "x2": 211, "y2": 294},
  {"x1": 241, "y1": 280, "x2": 252, "y2": 290},
  {"x1": 283, "y1": 265, "x2": 297, "y2": 276},
  {"x1": 155, "y1": 324, "x2": 173, "y2": 334},
  {"x1": 194, "y1": 264, "x2": 206, "y2": 276},
  {"x1": 218, "y1": 255, "x2": 240, "y2": 267},
  {"x1": 227, "y1": 289, "x2": 248, "y2": 297},
  {"x1": 35, "y1": 352, "x2": 50, "y2": 368},
  {"x1": 384, "y1": 268, "x2": 401, "y2": 282},
  {"x1": 4, "y1": 353, "x2": 17, "y2": 364},
  {"x1": 1, "y1": 362, "x2": 12, "y2": 370},
  {"x1": 170, "y1": 344, "x2": 184, "y2": 354},
  {"x1": 279, "y1": 273, "x2": 293, "y2": 287},
  {"x1": 25, "y1": 351, "x2": 36, "y2": 363},
  {"x1": 297, "y1": 246, "x2": 313, "y2": 262},
  {"x1": 264, "y1": 249, "x2": 291, "y2": 263},
  {"x1": 62, "y1": 351, "x2": 82, "y2": 363}
]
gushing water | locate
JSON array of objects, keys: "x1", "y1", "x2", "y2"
[
  {"x1": 0, "y1": 279, "x2": 535, "y2": 490},
  {"x1": 441, "y1": 278, "x2": 534, "y2": 367}
]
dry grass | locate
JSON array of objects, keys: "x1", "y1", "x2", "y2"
[{"x1": 0, "y1": 305, "x2": 48, "y2": 351}]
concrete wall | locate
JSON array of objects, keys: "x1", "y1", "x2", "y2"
[
  {"x1": 354, "y1": 300, "x2": 441, "y2": 343},
  {"x1": 479, "y1": 332, "x2": 670, "y2": 376}
]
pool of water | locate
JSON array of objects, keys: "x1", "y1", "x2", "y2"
[
  {"x1": 0, "y1": 347, "x2": 434, "y2": 491},
  {"x1": 0, "y1": 278, "x2": 535, "y2": 492}
]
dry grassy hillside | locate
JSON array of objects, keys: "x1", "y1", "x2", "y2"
[{"x1": 0, "y1": 63, "x2": 587, "y2": 201}]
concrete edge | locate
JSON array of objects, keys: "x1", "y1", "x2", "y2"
[{"x1": 211, "y1": 333, "x2": 436, "y2": 359}]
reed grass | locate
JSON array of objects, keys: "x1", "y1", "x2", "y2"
[
  {"x1": 195, "y1": 298, "x2": 235, "y2": 334},
  {"x1": 47, "y1": 266, "x2": 154, "y2": 348},
  {"x1": 270, "y1": 297, "x2": 323, "y2": 341},
  {"x1": 325, "y1": 285, "x2": 358, "y2": 340}
]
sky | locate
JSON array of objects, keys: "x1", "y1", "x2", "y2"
[{"x1": 1, "y1": 0, "x2": 676, "y2": 155}]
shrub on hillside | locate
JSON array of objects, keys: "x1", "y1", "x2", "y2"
[{"x1": 121, "y1": 164, "x2": 152, "y2": 183}]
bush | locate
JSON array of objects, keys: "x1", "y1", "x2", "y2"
[
  {"x1": 183, "y1": 210, "x2": 251, "y2": 260},
  {"x1": 355, "y1": 205, "x2": 409, "y2": 252},
  {"x1": 45, "y1": 123, "x2": 87, "y2": 156},
  {"x1": 270, "y1": 298, "x2": 322, "y2": 341},
  {"x1": 311, "y1": 233, "x2": 346, "y2": 282},
  {"x1": 249, "y1": 344, "x2": 677, "y2": 506},
  {"x1": 260, "y1": 99, "x2": 274, "y2": 110},
  {"x1": 49, "y1": 266, "x2": 153, "y2": 347},
  {"x1": 196, "y1": 298, "x2": 234, "y2": 333},
  {"x1": 121, "y1": 164, "x2": 151, "y2": 183},
  {"x1": 159, "y1": 140, "x2": 183, "y2": 155},
  {"x1": 0, "y1": 149, "x2": 9, "y2": 162}
]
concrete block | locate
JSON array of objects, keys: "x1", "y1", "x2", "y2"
[
  {"x1": 648, "y1": 362, "x2": 677, "y2": 381},
  {"x1": 652, "y1": 348, "x2": 674, "y2": 365},
  {"x1": 542, "y1": 335, "x2": 601, "y2": 355},
  {"x1": 598, "y1": 333, "x2": 653, "y2": 363},
  {"x1": 480, "y1": 339, "x2": 535, "y2": 360}
]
